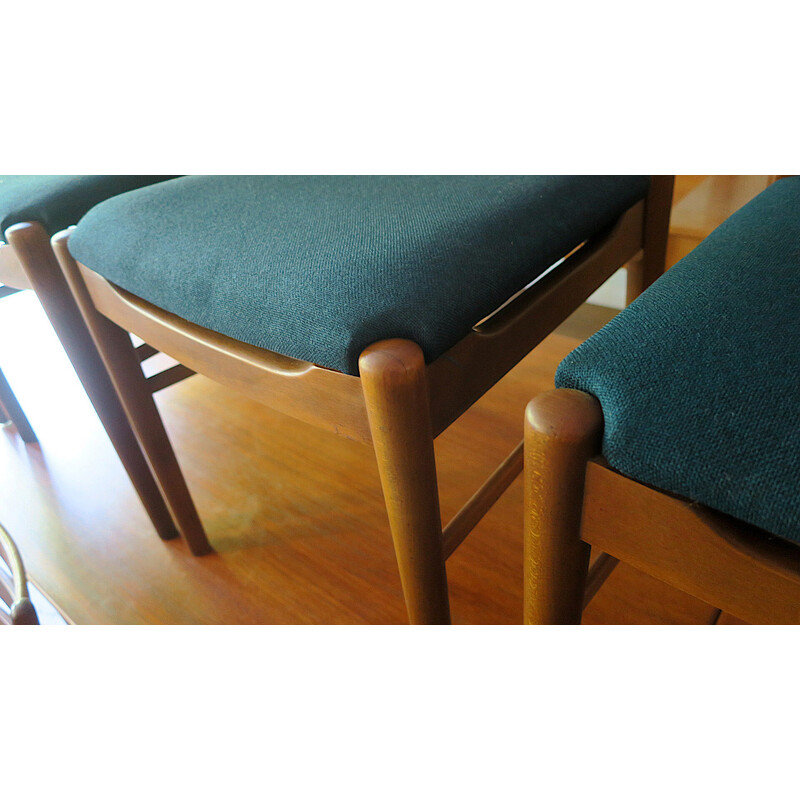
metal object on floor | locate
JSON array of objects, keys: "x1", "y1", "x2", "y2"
[{"x1": 0, "y1": 521, "x2": 39, "y2": 625}]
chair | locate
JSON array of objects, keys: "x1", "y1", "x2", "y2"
[
  {"x1": 523, "y1": 177, "x2": 800, "y2": 624},
  {"x1": 52, "y1": 175, "x2": 673, "y2": 624},
  {"x1": 0, "y1": 366, "x2": 37, "y2": 443},
  {"x1": 0, "y1": 271, "x2": 36, "y2": 441},
  {"x1": 0, "y1": 364, "x2": 36, "y2": 442},
  {"x1": 0, "y1": 175, "x2": 183, "y2": 541},
  {"x1": 0, "y1": 521, "x2": 38, "y2": 624}
]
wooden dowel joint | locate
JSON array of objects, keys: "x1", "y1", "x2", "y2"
[{"x1": 442, "y1": 440, "x2": 524, "y2": 559}]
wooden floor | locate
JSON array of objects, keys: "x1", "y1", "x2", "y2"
[{"x1": 0, "y1": 177, "x2": 765, "y2": 624}]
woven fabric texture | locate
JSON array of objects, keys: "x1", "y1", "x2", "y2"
[
  {"x1": 0, "y1": 175, "x2": 178, "y2": 241},
  {"x1": 68, "y1": 175, "x2": 648, "y2": 375},
  {"x1": 557, "y1": 176, "x2": 800, "y2": 543}
]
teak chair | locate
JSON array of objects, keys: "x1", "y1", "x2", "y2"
[
  {"x1": 0, "y1": 364, "x2": 36, "y2": 443},
  {"x1": 0, "y1": 273, "x2": 36, "y2": 442},
  {"x1": 524, "y1": 390, "x2": 800, "y2": 624},
  {"x1": 0, "y1": 176, "x2": 185, "y2": 541},
  {"x1": 0, "y1": 521, "x2": 38, "y2": 625},
  {"x1": 52, "y1": 175, "x2": 673, "y2": 624},
  {"x1": 524, "y1": 176, "x2": 800, "y2": 625}
]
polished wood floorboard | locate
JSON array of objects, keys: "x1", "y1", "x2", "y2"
[
  {"x1": 666, "y1": 175, "x2": 770, "y2": 268},
  {"x1": 0, "y1": 177, "x2": 763, "y2": 624},
  {"x1": 0, "y1": 291, "x2": 734, "y2": 625}
]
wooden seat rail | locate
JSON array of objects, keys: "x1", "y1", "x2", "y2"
[
  {"x1": 57, "y1": 198, "x2": 651, "y2": 567},
  {"x1": 524, "y1": 389, "x2": 800, "y2": 625},
  {"x1": 581, "y1": 460, "x2": 800, "y2": 624},
  {"x1": 67, "y1": 198, "x2": 647, "y2": 447},
  {"x1": 42, "y1": 177, "x2": 674, "y2": 620}
]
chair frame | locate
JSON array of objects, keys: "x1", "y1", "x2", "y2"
[
  {"x1": 0, "y1": 268, "x2": 37, "y2": 442},
  {"x1": 44, "y1": 176, "x2": 672, "y2": 624},
  {"x1": 1, "y1": 226, "x2": 182, "y2": 543},
  {"x1": 0, "y1": 363, "x2": 37, "y2": 443},
  {"x1": 523, "y1": 388, "x2": 800, "y2": 625}
]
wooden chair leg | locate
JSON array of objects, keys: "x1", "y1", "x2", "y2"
[
  {"x1": 48, "y1": 229, "x2": 212, "y2": 556},
  {"x1": 360, "y1": 339, "x2": 451, "y2": 624},
  {"x1": 625, "y1": 175, "x2": 675, "y2": 304},
  {"x1": 0, "y1": 365, "x2": 37, "y2": 443},
  {"x1": 87, "y1": 317, "x2": 212, "y2": 556},
  {"x1": 524, "y1": 389, "x2": 603, "y2": 624},
  {"x1": 5, "y1": 222, "x2": 179, "y2": 541}
]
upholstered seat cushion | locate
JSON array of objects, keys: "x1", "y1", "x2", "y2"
[
  {"x1": 557, "y1": 176, "x2": 800, "y2": 543},
  {"x1": 68, "y1": 175, "x2": 648, "y2": 375},
  {"x1": 0, "y1": 175, "x2": 177, "y2": 240}
]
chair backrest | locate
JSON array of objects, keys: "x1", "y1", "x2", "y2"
[{"x1": 0, "y1": 522, "x2": 39, "y2": 625}]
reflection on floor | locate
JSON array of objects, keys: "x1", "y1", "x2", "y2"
[
  {"x1": 0, "y1": 288, "x2": 744, "y2": 625},
  {"x1": 0, "y1": 177, "x2": 763, "y2": 624}
]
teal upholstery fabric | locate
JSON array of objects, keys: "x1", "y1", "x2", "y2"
[
  {"x1": 68, "y1": 175, "x2": 648, "y2": 375},
  {"x1": 557, "y1": 176, "x2": 800, "y2": 543},
  {"x1": 0, "y1": 175, "x2": 177, "y2": 241}
]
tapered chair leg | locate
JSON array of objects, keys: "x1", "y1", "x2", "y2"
[
  {"x1": 0, "y1": 366, "x2": 36, "y2": 443},
  {"x1": 626, "y1": 175, "x2": 674, "y2": 304},
  {"x1": 523, "y1": 389, "x2": 603, "y2": 624},
  {"x1": 360, "y1": 339, "x2": 451, "y2": 625},
  {"x1": 48, "y1": 229, "x2": 212, "y2": 556},
  {"x1": 5, "y1": 222, "x2": 179, "y2": 540}
]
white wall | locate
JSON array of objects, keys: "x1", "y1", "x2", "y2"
[{"x1": 587, "y1": 266, "x2": 627, "y2": 309}]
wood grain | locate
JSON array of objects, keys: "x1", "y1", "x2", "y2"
[
  {"x1": 442, "y1": 439, "x2": 522, "y2": 559},
  {"x1": 664, "y1": 177, "x2": 771, "y2": 269},
  {"x1": 7, "y1": 223, "x2": 179, "y2": 541},
  {"x1": 77, "y1": 263, "x2": 372, "y2": 444},
  {"x1": 360, "y1": 339, "x2": 450, "y2": 624},
  {"x1": 669, "y1": 175, "x2": 771, "y2": 240},
  {"x1": 53, "y1": 183, "x2": 660, "y2": 623},
  {"x1": 581, "y1": 461, "x2": 800, "y2": 624},
  {"x1": 53, "y1": 234, "x2": 211, "y2": 556},
  {"x1": 0, "y1": 292, "x2": 728, "y2": 624},
  {"x1": 523, "y1": 389, "x2": 601, "y2": 624},
  {"x1": 0, "y1": 177, "x2": 757, "y2": 624},
  {"x1": 428, "y1": 200, "x2": 644, "y2": 435},
  {"x1": 625, "y1": 176, "x2": 674, "y2": 303}
]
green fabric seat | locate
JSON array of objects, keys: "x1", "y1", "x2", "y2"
[
  {"x1": 0, "y1": 175, "x2": 177, "y2": 240},
  {"x1": 68, "y1": 175, "x2": 648, "y2": 376},
  {"x1": 557, "y1": 176, "x2": 800, "y2": 543}
]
